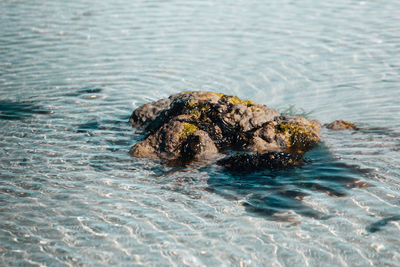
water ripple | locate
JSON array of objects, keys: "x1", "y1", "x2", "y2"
[{"x1": 1, "y1": 0, "x2": 400, "y2": 265}]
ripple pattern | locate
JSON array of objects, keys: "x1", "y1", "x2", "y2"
[{"x1": 1, "y1": 0, "x2": 400, "y2": 266}]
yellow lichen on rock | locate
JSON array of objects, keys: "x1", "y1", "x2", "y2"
[
  {"x1": 231, "y1": 96, "x2": 255, "y2": 106},
  {"x1": 186, "y1": 104, "x2": 212, "y2": 122},
  {"x1": 182, "y1": 91, "x2": 259, "y2": 107},
  {"x1": 179, "y1": 122, "x2": 199, "y2": 139},
  {"x1": 189, "y1": 109, "x2": 202, "y2": 120},
  {"x1": 220, "y1": 95, "x2": 256, "y2": 106},
  {"x1": 277, "y1": 119, "x2": 321, "y2": 154},
  {"x1": 210, "y1": 92, "x2": 225, "y2": 98}
]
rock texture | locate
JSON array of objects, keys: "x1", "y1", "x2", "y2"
[{"x1": 129, "y1": 91, "x2": 321, "y2": 165}]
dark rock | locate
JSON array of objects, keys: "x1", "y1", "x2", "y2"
[
  {"x1": 129, "y1": 91, "x2": 321, "y2": 164},
  {"x1": 325, "y1": 120, "x2": 358, "y2": 130}
]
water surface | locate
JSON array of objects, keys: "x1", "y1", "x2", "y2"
[{"x1": 1, "y1": 0, "x2": 400, "y2": 266}]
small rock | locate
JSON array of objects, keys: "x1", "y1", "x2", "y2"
[{"x1": 325, "y1": 120, "x2": 357, "y2": 130}]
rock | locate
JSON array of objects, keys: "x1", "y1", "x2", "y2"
[
  {"x1": 129, "y1": 91, "x2": 321, "y2": 164},
  {"x1": 325, "y1": 120, "x2": 357, "y2": 130}
]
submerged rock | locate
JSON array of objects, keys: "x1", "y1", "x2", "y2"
[
  {"x1": 325, "y1": 120, "x2": 358, "y2": 130},
  {"x1": 129, "y1": 91, "x2": 321, "y2": 166}
]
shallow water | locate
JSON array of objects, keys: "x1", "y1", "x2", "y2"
[{"x1": 1, "y1": 0, "x2": 400, "y2": 266}]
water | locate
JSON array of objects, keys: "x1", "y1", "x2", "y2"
[{"x1": 1, "y1": 0, "x2": 400, "y2": 266}]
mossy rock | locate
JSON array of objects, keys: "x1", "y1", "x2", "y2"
[
  {"x1": 277, "y1": 119, "x2": 321, "y2": 154},
  {"x1": 129, "y1": 91, "x2": 324, "y2": 167}
]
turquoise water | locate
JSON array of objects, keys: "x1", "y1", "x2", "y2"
[{"x1": 1, "y1": 0, "x2": 400, "y2": 266}]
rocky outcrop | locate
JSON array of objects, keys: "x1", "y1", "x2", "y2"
[{"x1": 129, "y1": 91, "x2": 321, "y2": 165}]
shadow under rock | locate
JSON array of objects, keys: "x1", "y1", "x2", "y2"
[
  {"x1": 0, "y1": 100, "x2": 52, "y2": 120},
  {"x1": 77, "y1": 115, "x2": 131, "y2": 134},
  {"x1": 64, "y1": 86, "x2": 103, "y2": 97},
  {"x1": 366, "y1": 215, "x2": 400, "y2": 233},
  {"x1": 206, "y1": 144, "x2": 371, "y2": 220}
]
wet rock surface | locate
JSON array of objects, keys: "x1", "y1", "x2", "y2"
[{"x1": 130, "y1": 91, "x2": 322, "y2": 168}]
